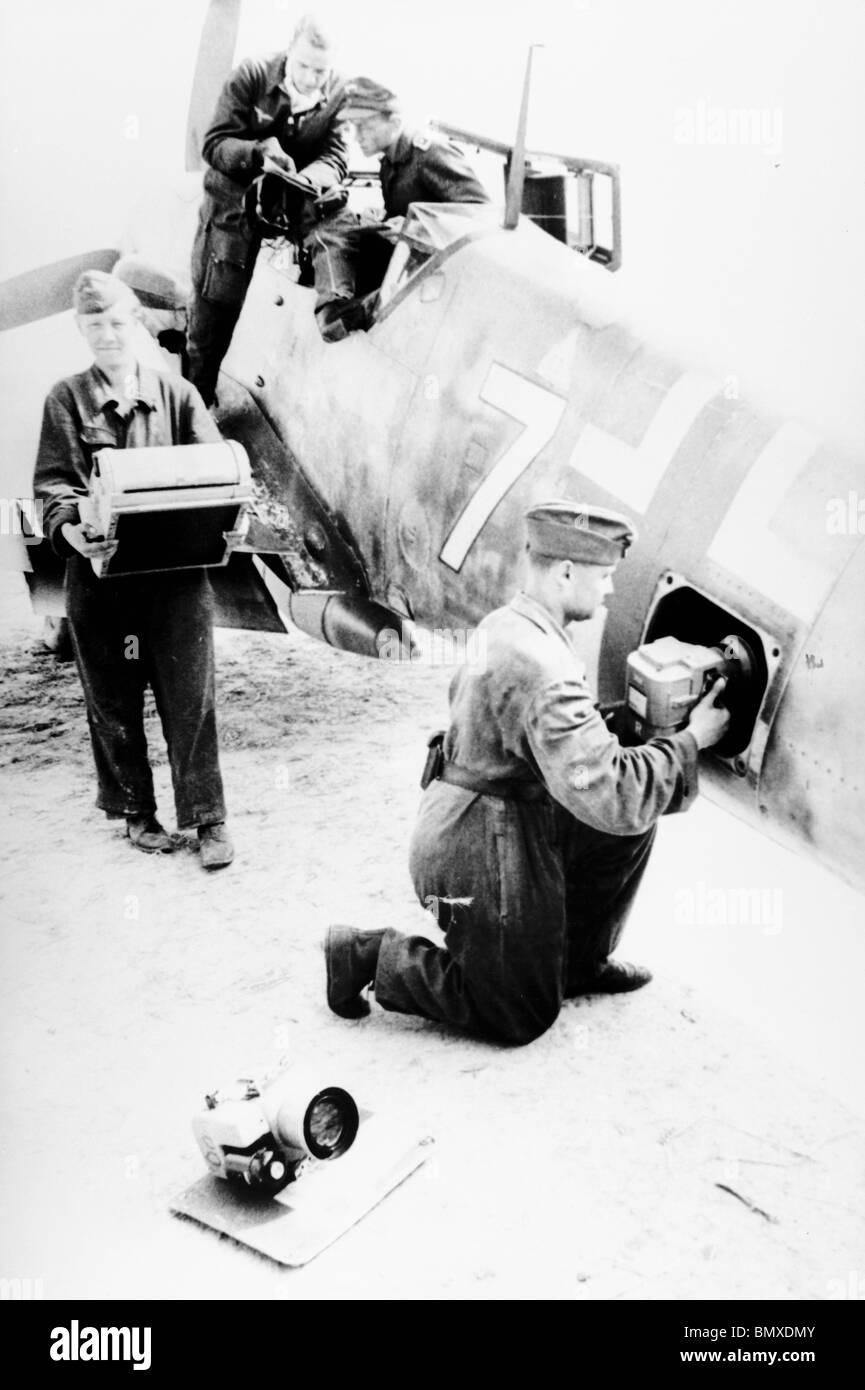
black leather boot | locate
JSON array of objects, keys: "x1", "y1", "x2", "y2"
[{"x1": 324, "y1": 926, "x2": 386, "y2": 1018}]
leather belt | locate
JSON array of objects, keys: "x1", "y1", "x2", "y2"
[{"x1": 439, "y1": 761, "x2": 547, "y2": 803}]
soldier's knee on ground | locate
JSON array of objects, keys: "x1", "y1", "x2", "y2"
[{"x1": 480, "y1": 993, "x2": 562, "y2": 1047}]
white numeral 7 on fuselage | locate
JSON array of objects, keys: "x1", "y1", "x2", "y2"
[{"x1": 439, "y1": 363, "x2": 567, "y2": 572}]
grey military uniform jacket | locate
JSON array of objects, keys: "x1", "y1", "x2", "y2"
[
  {"x1": 33, "y1": 364, "x2": 219, "y2": 558},
  {"x1": 380, "y1": 128, "x2": 491, "y2": 219},
  {"x1": 194, "y1": 53, "x2": 348, "y2": 300},
  {"x1": 202, "y1": 52, "x2": 348, "y2": 194},
  {"x1": 443, "y1": 591, "x2": 699, "y2": 837}
]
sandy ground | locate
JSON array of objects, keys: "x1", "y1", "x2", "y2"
[{"x1": 0, "y1": 572, "x2": 863, "y2": 1303}]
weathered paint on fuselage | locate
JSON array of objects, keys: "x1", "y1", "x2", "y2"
[{"x1": 218, "y1": 213, "x2": 865, "y2": 892}]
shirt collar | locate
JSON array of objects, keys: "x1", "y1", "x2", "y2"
[
  {"x1": 279, "y1": 54, "x2": 324, "y2": 110},
  {"x1": 86, "y1": 363, "x2": 158, "y2": 414},
  {"x1": 510, "y1": 591, "x2": 575, "y2": 652},
  {"x1": 384, "y1": 126, "x2": 411, "y2": 164}
]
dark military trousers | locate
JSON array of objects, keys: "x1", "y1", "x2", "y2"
[
  {"x1": 186, "y1": 194, "x2": 260, "y2": 408},
  {"x1": 186, "y1": 292, "x2": 249, "y2": 409},
  {"x1": 65, "y1": 556, "x2": 226, "y2": 829},
  {"x1": 374, "y1": 783, "x2": 656, "y2": 1045},
  {"x1": 305, "y1": 212, "x2": 395, "y2": 338}
]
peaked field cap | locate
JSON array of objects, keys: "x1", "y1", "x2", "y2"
[
  {"x1": 73, "y1": 271, "x2": 138, "y2": 315},
  {"x1": 339, "y1": 76, "x2": 399, "y2": 119},
  {"x1": 526, "y1": 500, "x2": 637, "y2": 564}
]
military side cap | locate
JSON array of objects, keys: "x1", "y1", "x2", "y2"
[
  {"x1": 73, "y1": 271, "x2": 138, "y2": 315},
  {"x1": 340, "y1": 77, "x2": 399, "y2": 120},
  {"x1": 526, "y1": 501, "x2": 637, "y2": 564}
]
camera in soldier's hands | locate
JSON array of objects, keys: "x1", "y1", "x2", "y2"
[
  {"x1": 257, "y1": 137, "x2": 296, "y2": 175},
  {"x1": 687, "y1": 677, "x2": 731, "y2": 750},
  {"x1": 625, "y1": 634, "x2": 751, "y2": 749}
]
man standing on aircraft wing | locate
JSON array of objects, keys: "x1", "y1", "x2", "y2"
[
  {"x1": 311, "y1": 77, "x2": 491, "y2": 341},
  {"x1": 325, "y1": 502, "x2": 731, "y2": 1044},
  {"x1": 33, "y1": 272, "x2": 234, "y2": 870},
  {"x1": 187, "y1": 12, "x2": 348, "y2": 404}
]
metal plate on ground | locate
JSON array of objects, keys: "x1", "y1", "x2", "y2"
[{"x1": 170, "y1": 1113, "x2": 433, "y2": 1267}]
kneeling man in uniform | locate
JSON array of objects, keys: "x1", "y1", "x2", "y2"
[
  {"x1": 325, "y1": 502, "x2": 730, "y2": 1043},
  {"x1": 33, "y1": 271, "x2": 234, "y2": 869}
]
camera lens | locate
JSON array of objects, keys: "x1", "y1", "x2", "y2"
[
  {"x1": 303, "y1": 1087, "x2": 359, "y2": 1159},
  {"x1": 308, "y1": 1098, "x2": 343, "y2": 1152}
]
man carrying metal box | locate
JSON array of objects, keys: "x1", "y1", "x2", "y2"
[{"x1": 33, "y1": 271, "x2": 236, "y2": 869}]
